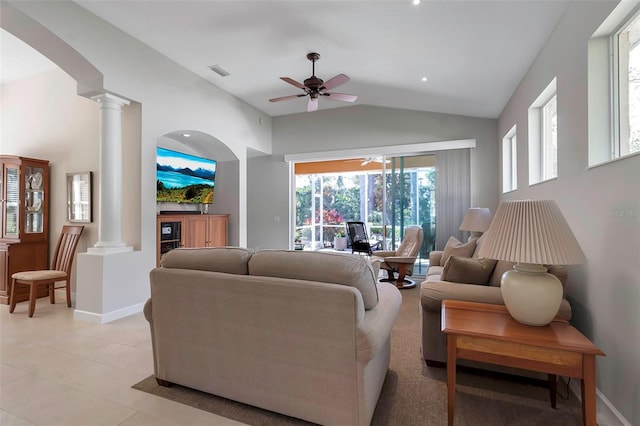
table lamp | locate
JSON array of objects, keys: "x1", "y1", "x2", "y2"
[
  {"x1": 459, "y1": 207, "x2": 492, "y2": 239},
  {"x1": 476, "y1": 200, "x2": 586, "y2": 326}
]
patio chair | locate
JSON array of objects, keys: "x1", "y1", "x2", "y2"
[{"x1": 347, "y1": 221, "x2": 373, "y2": 256}]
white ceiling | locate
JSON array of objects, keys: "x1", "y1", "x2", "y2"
[{"x1": 3, "y1": 1, "x2": 572, "y2": 119}]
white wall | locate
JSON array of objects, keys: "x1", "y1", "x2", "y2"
[
  {"x1": 498, "y1": 1, "x2": 639, "y2": 424},
  {"x1": 2, "y1": 1, "x2": 271, "y2": 319},
  {"x1": 247, "y1": 105, "x2": 498, "y2": 251},
  {"x1": 0, "y1": 68, "x2": 101, "y2": 293}
]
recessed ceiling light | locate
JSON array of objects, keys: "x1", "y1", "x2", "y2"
[
  {"x1": 182, "y1": 133, "x2": 191, "y2": 138},
  {"x1": 413, "y1": 0, "x2": 421, "y2": 5},
  {"x1": 421, "y1": 76, "x2": 428, "y2": 82}
]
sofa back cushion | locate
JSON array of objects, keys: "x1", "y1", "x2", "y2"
[
  {"x1": 160, "y1": 247, "x2": 253, "y2": 275},
  {"x1": 488, "y1": 260, "x2": 516, "y2": 287},
  {"x1": 249, "y1": 250, "x2": 379, "y2": 309}
]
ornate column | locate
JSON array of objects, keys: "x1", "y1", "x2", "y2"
[{"x1": 90, "y1": 93, "x2": 131, "y2": 252}]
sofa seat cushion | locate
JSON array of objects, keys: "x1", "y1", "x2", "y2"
[
  {"x1": 249, "y1": 250, "x2": 379, "y2": 309},
  {"x1": 420, "y1": 281, "x2": 572, "y2": 321},
  {"x1": 161, "y1": 247, "x2": 253, "y2": 274},
  {"x1": 424, "y1": 274, "x2": 442, "y2": 282},
  {"x1": 440, "y1": 237, "x2": 476, "y2": 266},
  {"x1": 421, "y1": 281, "x2": 505, "y2": 312},
  {"x1": 441, "y1": 256, "x2": 498, "y2": 285}
]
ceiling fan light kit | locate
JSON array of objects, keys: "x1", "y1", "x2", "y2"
[{"x1": 269, "y1": 52, "x2": 357, "y2": 112}]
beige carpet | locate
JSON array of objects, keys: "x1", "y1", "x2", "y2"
[{"x1": 133, "y1": 285, "x2": 582, "y2": 425}]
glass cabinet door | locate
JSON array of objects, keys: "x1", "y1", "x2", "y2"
[
  {"x1": 24, "y1": 166, "x2": 45, "y2": 234},
  {"x1": 4, "y1": 165, "x2": 19, "y2": 237}
]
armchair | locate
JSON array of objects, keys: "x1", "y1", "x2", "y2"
[{"x1": 372, "y1": 225, "x2": 424, "y2": 289}]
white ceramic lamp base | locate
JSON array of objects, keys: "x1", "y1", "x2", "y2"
[{"x1": 500, "y1": 263, "x2": 563, "y2": 326}]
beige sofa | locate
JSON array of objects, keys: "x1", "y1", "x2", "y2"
[
  {"x1": 420, "y1": 236, "x2": 572, "y2": 368},
  {"x1": 144, "y1": 247, "x2": 402, "y2": 426}
]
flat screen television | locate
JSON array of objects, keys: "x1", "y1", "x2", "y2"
[{"x1": 156, "y1": 147, "x2": 216, "y2": 204}]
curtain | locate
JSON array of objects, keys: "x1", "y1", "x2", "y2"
[{"x1": 435, "y1": 149, "x2": 470, "y2": 250}]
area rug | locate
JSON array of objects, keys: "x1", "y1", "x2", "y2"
[{"x1": 133, "y1": 286, "x2": 582, "y2": 425}]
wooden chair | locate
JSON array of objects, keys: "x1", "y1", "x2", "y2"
[{"x1": 9, "y1": 225, "x2": 84, "y2": 317}]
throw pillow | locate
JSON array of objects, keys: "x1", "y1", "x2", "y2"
[
  {"x1": 488, "y1": 260, "x2": 516, "y2": 287},
  {"x1": 471, "y1": 233, "x2": 486, "y2": 259},
  {"x1": 441, "y1": 256, "x2": 498, "y2": 285},
  {"x1": 440, "y1": 236, "x2": 477, "y2": 266}
]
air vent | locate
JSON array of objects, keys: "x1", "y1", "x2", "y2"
[{"x1": 208, "y1": 65, "x2": 230, "y2": 77}]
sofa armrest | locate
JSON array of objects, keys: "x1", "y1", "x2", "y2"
[
  {"x1": 356, "y1": 283, "x2": 402, "y2": 362},
  {"x1": 429, "y1": 251, "x2": 443, "y2": 267}
]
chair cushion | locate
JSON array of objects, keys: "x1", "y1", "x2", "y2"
[
  {"x1": 441, "y1": 236, "x2": 476, "y2": 266},
  {"x1": 441, "y1": 256, "x2": 497, "y2": 285},
  {"x1": 12, "y1": 270, "x2": 67, "y2": 281},
  {"x1": 160, "y1": 247, "x2": 253, "y2": 275},
  {"x1": 249, "y1": 250, "x2": 379, "y2": 309}
]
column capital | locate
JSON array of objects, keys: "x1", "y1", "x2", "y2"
[{"x1": 91, "y1": 92, "x2": 130, "y2": 108}]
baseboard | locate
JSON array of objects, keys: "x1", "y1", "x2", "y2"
[
  {"x1": 73, "y1": 301, "x2": 145, "y2": 324},
  {"x1": 565, "y1": 377, "x2": 631, "y2": 426}
]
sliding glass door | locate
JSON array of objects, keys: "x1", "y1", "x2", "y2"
[
  {"x1": 383, "y1": 154, "x2": 436, "y2": 274},
  {"x1": 293, "y1": 155, "x2": 436, "y2": 273}
]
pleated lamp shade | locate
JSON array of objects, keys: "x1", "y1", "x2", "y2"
[
  {"x1": 476, "y1": 200, "x2": 586, "y2": 265},
  {"x1": 459, "y1": 207, "x2": 492, "y2": 233}
]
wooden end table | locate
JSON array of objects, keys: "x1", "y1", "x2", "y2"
[{"x1": 441, "y1": 300, "x2": 605, "y2": 426}]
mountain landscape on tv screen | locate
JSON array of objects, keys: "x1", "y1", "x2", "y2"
[
  {"x1": 156, "y1": 161, "x2": 216, "y2": 204},
  {"x1": 157, "y1": 164, "x2": 215, "y2": 181}
]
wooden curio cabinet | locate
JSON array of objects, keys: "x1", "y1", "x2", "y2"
[{"x1": 0, "y1": 156, "x2": 50, "y2": 304}]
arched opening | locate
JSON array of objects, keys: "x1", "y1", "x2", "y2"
[{"x1": 158, "y1": 131, "x2": 240, "y2": 246}]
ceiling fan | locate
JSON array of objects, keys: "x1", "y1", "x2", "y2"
[
  {"x1": 345, "y1": 156, "x2": 391, "y2": 166},
  {"x1": 360, "y1": 156, "x2": 390, "y2": 166},
  {"x1": 269, "y1": 52, "x2": 357, "y2": 112}
]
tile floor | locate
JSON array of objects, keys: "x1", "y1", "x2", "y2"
[{"x1": 0, "y1": 291, "x2": 244, "y2": 426}]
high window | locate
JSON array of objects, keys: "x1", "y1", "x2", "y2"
[
  {"x1": 541, "y1": 95, "x2": 558, "y2": 179},
  {"x1": 528, "y1": 78, "x2": 557, "y2": 184},
  {"x1": 589, "y1": 2, "x2": 640, "y2": 165},
  {"x1": 502, "y1": 125, "x2": 517, "y2": 193},
  {"x1": 613, "y1": 10, "x2": 640, "y2": 158}
]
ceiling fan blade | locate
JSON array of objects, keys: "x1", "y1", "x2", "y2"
[
  {"x1": 307, "y1": 98, "x2": 319, "y2": 112},
  {"x1": 322, "y1": 92, "x2": 357, "y2": 102},
  {"x1": 269, "y1": 94, "x2": 306, "y2": 103},
  {"x1": 321, "y1": 73, "x2": 349, "y2": 91},
  {"x1": 280, "y1": 77, "x2": 306, "y2": 90}
]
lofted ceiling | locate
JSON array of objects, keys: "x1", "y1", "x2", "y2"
[{"x1": 3, "y1": 1, "x2": 572, "y2": 119}]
